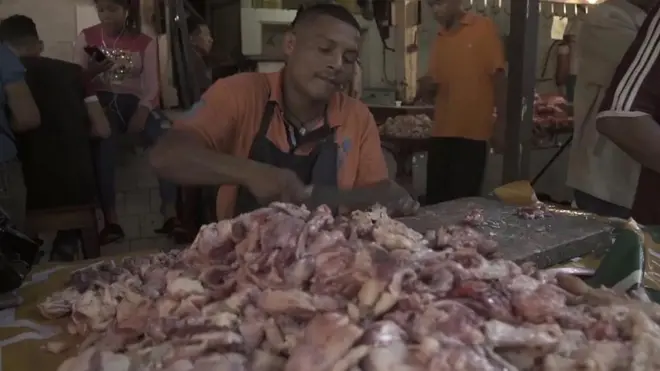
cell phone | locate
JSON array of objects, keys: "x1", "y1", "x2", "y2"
[{"x1": 84, "y1": 46, "x2": 107, "y2": 62}]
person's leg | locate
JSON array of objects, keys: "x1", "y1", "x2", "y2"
[
  {"x1": 140, "y1": 109, "x2": 180, "y2": 230},
  {"x1": 445, "y1": 138, "x2": 488, "y2": 200},
  {"x1": 0, "y1": 160, "x2": 27, "y2": 231},
  {"x1": 574, "y1": 189, "x2": 630, "y2": 219},
  {"x1": 93, "y1": 92, "x2": 130, "y2": 243},
  {"x1": 425, "y1": 137, "x2": 452, "y2": 205}
]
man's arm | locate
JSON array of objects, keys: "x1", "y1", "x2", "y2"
[
  {"x1": 149, "y1": 80, "x2": 266, "y2": 186},
  {"x1": 483, "y1": 19, "x2": 507, "y2": 150},
  {"x1": 415, "y1": 38, "x2": 441, "y2": 103},
  {"x1": 345, "y1": 108, "x2": 418, "y2": 215},
  {"x1": 596, "y1": 5, "x2": 660, "y2": 174},
  {"x1": 1, "y1": 46, "x2": 40, "y2": 132},
  {"x1": 597, "y1": 114, "x2": 660, "y2": 174}
]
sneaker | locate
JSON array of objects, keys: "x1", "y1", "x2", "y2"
[
  {"x1": 154, "y1": 217, "x2": 178, "y2": 234},
  {"x1": 99, "y1": 223, "x2": 125, "y2": 245}
]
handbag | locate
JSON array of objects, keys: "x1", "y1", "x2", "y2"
[{"x1": 0, "y1": 206, "x2": 41, "y2": 293}]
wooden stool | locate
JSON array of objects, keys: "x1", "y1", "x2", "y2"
[{"x1": 26, "y1": 205, "x2": 100, "y2": 259}]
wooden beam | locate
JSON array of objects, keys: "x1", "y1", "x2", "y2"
[{"x1": 393, "y1": 0, "x2": 420, "y2": 102}]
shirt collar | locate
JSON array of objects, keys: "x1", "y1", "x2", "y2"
[
  {"x1": 265, "y1": 69, "x2": 343, "y2": 128},
  {"x1": 438, "y1": 12, "x2": 476, "y2": 35}
]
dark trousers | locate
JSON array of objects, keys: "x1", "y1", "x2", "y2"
[
  {"x1": 574, "y1": 189, "x2": 630, "y2": 219},
  {"x1": 93, "y1": 92, "x2": 176, "y2": 216},
  {"x1": 425, "y1": 137, "x2": 488, "y2": 205}
]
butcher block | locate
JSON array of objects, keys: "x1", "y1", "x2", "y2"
[{"x1": 398, "y1": 197, "x2": 614, "y2": 268}]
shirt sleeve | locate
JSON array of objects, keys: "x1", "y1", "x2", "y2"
[
  {"x1": 173, "y1": 79, "x2": 238, "y2": 153},
  {"x1": 578, "y1": 8, "x2": 639, "y2": 85},
  {"x1": 355, "y1": 108, "x2": 389, "y2": 186},
  {"x1": 482, "y1": 19, "x2": 506, "y2": 74},
  {"x1": 0, "y1": 45, "x2": 26, "y2": 85},
  {"x1": 139, "y1": 39, "x2": 160, "y2": 109},
  {"x1": 598, "y1": 5, "x2": 660, "y2": 119}
]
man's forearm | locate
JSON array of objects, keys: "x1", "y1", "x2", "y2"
[
  {"x1": 149, "y1": 129, "x2": 257, "y2": 186},
  {"x1": 416, "y1": 76, "x2": 438, "y2": 103},
  {"x1": 310, "y1": 180, "x2": 398, "y2": 210},
  {"x1": 493, "y1": 70, "x2": 507, "y2": 126},
  {"x1": 597, "y1": 115, "x2": 660, "y2": 174}
]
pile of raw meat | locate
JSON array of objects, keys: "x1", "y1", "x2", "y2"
[
  {"x1": 38, "y1": 203, "x2": 660, "y2": 371},
  {"x1": 379, "y1": 114, "x2": 432, "y2": 139},
  {"x1": 533, "y1": 94, "x2": 572, "y2": 134}
]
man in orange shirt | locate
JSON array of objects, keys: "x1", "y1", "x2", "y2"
[
  {"x1": 418, "y1": 0, "x2": 508, "y2": 204},
  {"x1": 150, "y1": 3, "x2": 417, "y2": 219}
]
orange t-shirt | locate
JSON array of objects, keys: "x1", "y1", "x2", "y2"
[
  {"x1": 174, "y1": 70, "x2": 388, "y2": 220},
  {"x1": 427, "y1": 13, "x2": 505, "y2": 141}
]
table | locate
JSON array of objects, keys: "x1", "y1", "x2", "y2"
[
  {"x1": 0, "y1": 251, "x2": 156, "y2": 371},
  {"x1": 368, "y1": 104, "x2": 434, "y2": 126},
  {"x1": 380, "y1": 136, "x2": 431, "y2": 194},
  {"x1": 368, "y1": 105, "x2": 433, "y2": 194},
  {"x1": 398, "y1": 197, "x2": 613, "y2": 268}
]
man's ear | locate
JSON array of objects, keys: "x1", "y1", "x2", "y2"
[
  {"x1": 282, "y1": 31, "x2": 296, "y2": 57},
  {"x1": 37, "y1": 40, "x2": 44, "y2": 55}
]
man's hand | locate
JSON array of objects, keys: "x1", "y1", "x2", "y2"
[
  {"x1": 127, "y1": 107, "x2": 150, "y2": 134},
  {"x1": 382, "y1": 181, "x2": 420, "y2": 217},
  {"x1": 244, "y1": 165, "x2": 309, "y2": 205},
  {"x1": 415, "y1": 76, "x2": 438, "y2": 104},
  {"x1": 490, "y1": 116, "x2": 506, "y2": 154}
]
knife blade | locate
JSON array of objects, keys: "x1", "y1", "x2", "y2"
[{"x1": 304, "y1": 185, "x2": 390, "y2": 209}]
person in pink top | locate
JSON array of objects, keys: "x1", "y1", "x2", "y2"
[{"x1": 75, "y1": 0, "x2": 178, "y2": 245}]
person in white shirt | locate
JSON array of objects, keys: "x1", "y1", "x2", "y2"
[
  {"x1": 557, "y1": 6, "x2": 585, "y2": 102},
  {"x1": 566, "y1": 0, "x2": 654, "y2": 218}
]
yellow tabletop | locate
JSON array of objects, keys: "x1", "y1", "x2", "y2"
[{"x1": 0, "y1": 251, "x2": 156, "y2": 371}]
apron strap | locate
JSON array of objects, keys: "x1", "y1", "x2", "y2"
[{"x1": 257, "y1": 101, "x2": 277, "y2": 138}]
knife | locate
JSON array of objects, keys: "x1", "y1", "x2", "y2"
[{"x1": 304, "y1": 185, "x2": 390, "y2": 210}]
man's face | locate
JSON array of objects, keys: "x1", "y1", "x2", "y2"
[
  {"x1": 192, "y1": 25, "x2": 214, "y2": 55},
  {"x1": 427, "y1": 0, "x2": 462, "y2": 23},
  {"x1": 283, "y1": 15, "x2": 360, "y2": 101}
]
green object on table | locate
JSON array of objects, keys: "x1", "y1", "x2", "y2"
[{"x1": 558, "y1": 223, "x2": 660, "y2": 302}]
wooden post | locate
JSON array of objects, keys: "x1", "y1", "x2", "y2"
[{"x1": 393, "y1": 0, "x2": 420, "y2": 103}]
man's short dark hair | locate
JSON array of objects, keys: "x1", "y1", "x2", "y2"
[
  {"x1": 186, "y1": 16, "x2": 206, "y2": 36},
  {"x1": 291, "y1": 3, "x2": 361, "y2": 32},
  {"x1": 0, "y1": 15, "x2": 39, "y2": 47}
]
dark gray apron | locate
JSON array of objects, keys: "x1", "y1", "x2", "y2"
[{"x1": 233, "y1": 100, "x2": 339, "y2": 216}]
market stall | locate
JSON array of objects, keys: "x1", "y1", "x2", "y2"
[{"x1": 1, "y1": 1, "x2": 643, "y2": 369}]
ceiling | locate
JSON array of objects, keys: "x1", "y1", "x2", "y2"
[{"x1": 540, "y1": 0, "x2": 604, "y2": 4}]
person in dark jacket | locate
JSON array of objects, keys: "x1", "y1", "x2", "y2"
[{"x1": 0, "y1": 14, "x2": 111, "y2": 260}]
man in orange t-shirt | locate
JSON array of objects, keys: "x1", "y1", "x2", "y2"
[
  {"x1": 150, "y1": 3, "x2": 417, "y2": 219},
  {"x1": 418, "y1": 0, "x2": 508, "y2": 205}
]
